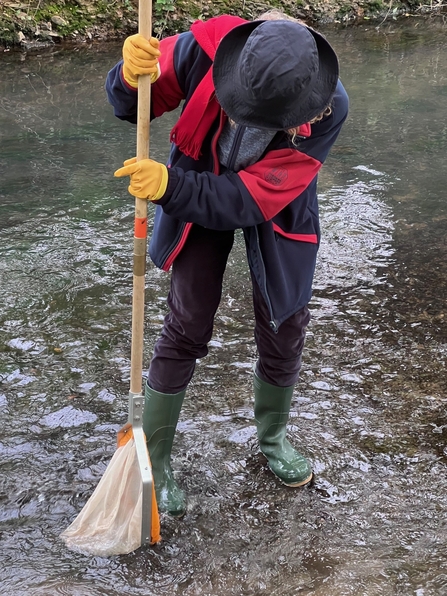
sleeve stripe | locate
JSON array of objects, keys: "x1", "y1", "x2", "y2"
[{"x1": 151, "y1": 35, "x2": 184, "y2": 117}]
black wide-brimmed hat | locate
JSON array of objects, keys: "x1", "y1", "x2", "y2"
[{"x1": 213, "y1": 20, "x2": 339, "y2": 130}]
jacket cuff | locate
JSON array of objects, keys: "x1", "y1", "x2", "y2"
[
  {"x1": 120, "y1": 63, "x2": 138, "y2": 91},
  {"x1": 152, "y1": 167, "x2": 179, "y2": 206}
]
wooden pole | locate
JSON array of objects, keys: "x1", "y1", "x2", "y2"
[{"x1": 130, "y1": 0, "x2": 152, "y2": 396}]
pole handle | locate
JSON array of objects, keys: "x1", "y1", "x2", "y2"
[{"x1": 130, "y1": 0, "x2": 153, "y2": 396}]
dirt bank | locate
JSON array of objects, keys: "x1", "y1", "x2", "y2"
[{"x1": 0, "y1": 0, "x2": 445, "y2": 49}]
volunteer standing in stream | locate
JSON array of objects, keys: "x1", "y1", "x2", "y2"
[{"x1": 106, "y1": 11, "x2": 349, "y2": 517}]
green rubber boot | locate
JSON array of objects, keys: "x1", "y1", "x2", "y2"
[
  {"x1": 253, "y1": 372, "x2": 313, "y2": 486},
  {"x1": 143, "y1": 384, "x2": 187, "y2": 517}
]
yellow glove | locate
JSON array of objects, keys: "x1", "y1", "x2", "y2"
[
  {"x1": 122, "y1": 34, "x2": 161, "y2": 88},
  {"x1": 114, "y1": 157, "x2": 169, "y2": 201}
]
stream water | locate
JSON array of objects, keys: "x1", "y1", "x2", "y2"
[{"x1": 1, "y1": 17, "x2": 447, "y2": 596}]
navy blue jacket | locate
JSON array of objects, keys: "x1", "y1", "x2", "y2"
[{"x1": 106, "y1": 18, "x2": 349, "y2": 330}]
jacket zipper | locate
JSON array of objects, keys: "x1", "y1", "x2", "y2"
[
  {"x1": 227, "y1": 124, "x2": 246, "y2": 171},
  {"x1": 212, "y1": 115, "x2": 276, "y2": 329},
  {"x1": 254, "y1": 226, "x2": 278, "y2": 333},
  {"x1": 211, "y1": 109, "x2": 226, "y2": 174},
  {"x1": 223, "y1": 121, "x2": 276, "y2": 330}
]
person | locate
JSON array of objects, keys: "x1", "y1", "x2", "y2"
[{"x1": 106, "y1": 11, "x2": 349, "y2": 517}]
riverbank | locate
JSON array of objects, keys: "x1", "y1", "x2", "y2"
[{"x1": 1, "y1": 0, "x2": 446, "y2": 49}]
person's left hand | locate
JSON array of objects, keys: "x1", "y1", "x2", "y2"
[
  {"x1": 114, "y1": 158, "x2": 168, "y2": 201},
  {"x1": 122, "y1": 34, "x2": 161, "y2": 88}
]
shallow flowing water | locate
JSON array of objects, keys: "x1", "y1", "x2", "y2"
[{"x1": 1, "y1": 17, "x2": 447, "y2": 596}]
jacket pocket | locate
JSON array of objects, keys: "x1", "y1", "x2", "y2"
[{"x1": 272, "y1": 222, "x2": 318, "y2": 244}]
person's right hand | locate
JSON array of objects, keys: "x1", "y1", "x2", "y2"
[
  {"x1": 122, "y1": 34, "x2": 161, "y2": 88},
  {"x1": 114, "y1": 157, "x2": 168, "y2": 201}
]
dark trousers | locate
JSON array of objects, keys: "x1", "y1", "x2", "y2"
[{"x1": 148, "y1": 225, "x2": 310, "y2": 394}]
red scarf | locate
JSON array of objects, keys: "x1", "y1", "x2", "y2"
[{"x1": 170, "y1": 16, "x2": 247, "y2": 160}]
